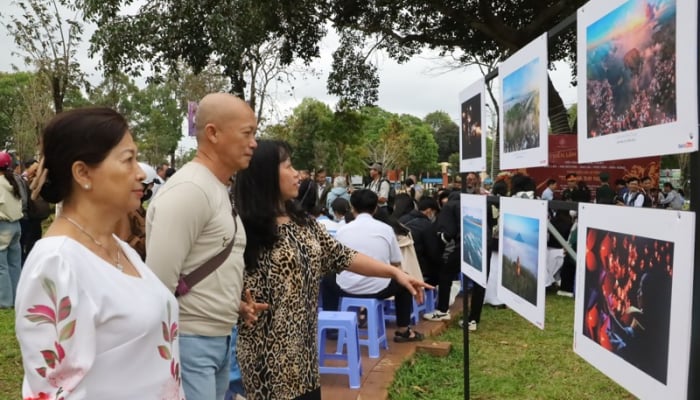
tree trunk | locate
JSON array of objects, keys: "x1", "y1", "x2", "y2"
[
  {"x1": 548, "y1": 74, "x2": 571, "y2": 134},
  {"x1": 52, "y1": 76, "x2": 63, "y2": 114}
]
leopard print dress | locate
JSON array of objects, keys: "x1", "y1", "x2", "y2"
[{"x1": 238, "y1": 219, "x2": 357, "y2": 400}]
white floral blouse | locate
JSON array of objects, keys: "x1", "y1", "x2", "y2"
[{"x1": 15, "y1": 236, "x2": 184, "y2": 400}]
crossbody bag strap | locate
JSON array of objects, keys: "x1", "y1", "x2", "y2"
[{"x1": 175, "y1": 211, "x2": 238, "y2": 297}]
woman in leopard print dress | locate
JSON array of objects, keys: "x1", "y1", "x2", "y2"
[{"x1": 234, "y1": 140, "x2": 430, "y2": 400}]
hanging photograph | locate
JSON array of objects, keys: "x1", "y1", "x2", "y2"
[
  {"x1": 497, "y1": 197, "x2": 548, "y2": 329},
  {"x1": 460, "y1": 194, "x2": 487, "y2": 287},
  {"x1": 459, "y1": 78, "x2": 487, "y2": 172},
  {"x1": 573, "y1": 204, "x2": 695, "y2": 399},
  {"x1": 499, "y1": 33, "x2": 549, "y2": 170},
  {"x1": 577, "y1": 0, "x2": 698, "y2": 162}
]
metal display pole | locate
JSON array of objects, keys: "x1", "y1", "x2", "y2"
[{"x1": 685, "y1": 4, "x2": 699, "y2": 397}]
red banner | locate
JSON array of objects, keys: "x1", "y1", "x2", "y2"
[{"x1": 509, "y1": 135, "x2": 661, "y2": 200}]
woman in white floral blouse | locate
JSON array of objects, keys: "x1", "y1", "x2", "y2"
[{"x1": 15, "y1": 107, "x2": 184, "y2": 400}]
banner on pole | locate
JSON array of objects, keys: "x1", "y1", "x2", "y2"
[{"x1": 187, "y1": 101, "x2": 198, "y2": 136}]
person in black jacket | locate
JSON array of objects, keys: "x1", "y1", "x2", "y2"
[
  {"x1": 296, "y1": 169, "x2": 317, "y2": 214},
  {"x1": 398, "y1": 197, "x2": 442, "y2": 284},
  {"x1": 424, "y1": 186, "x2": 464, "y2": 321}
]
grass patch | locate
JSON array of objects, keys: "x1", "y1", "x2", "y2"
[
  {"x1": 389, "y1": 294, "x2": 635, "y2": 400},
  {"x1": 0, "y1": 309, "x2": 21, "y2": 400},
  {"x1": 2, "y1": 293, "x2": 635, "y2": 399}
]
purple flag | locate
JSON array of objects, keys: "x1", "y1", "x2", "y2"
[{"x1": 187, "y1": 101, "x2": 198, "y2": 136}]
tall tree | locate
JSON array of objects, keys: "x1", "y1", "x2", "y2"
[
  {"x1": 424, "y1": 111, "x2": 459, "y2": 162},
  {"x1": 330, "y1": 0, "x2": 584, "y2": 132},
  {"x1": 5, "y1": 0, "x2": 86, "y2": 113},
  {"x1": 87, "y1": 71, "x2": 140, "y2": 118},
  {"x1": 129, "y1": 81, "x2": 182, "y2": 165},
  {"x1": 398, "y1": 114, "x2": 439, "y2": 176},
  {"x1": 284, "y1": 98, "x2": 334, "y2": 171},
  {"x1": 78, "y1": 0, "x2": 321, "y2": 123},
  {"x1": 76, "y1": 0, "x2": 583, "y2": 125},
  {"x1": 0, "y1": 73, "x2": 54, "y2": 160},
  {"x1": 0, "y1": 72, "x2": 34, "y2": 148}
]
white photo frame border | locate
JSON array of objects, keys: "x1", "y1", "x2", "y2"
[
  {"x1": 460, "y1": 194, "x2": 488, "y2": 287},
  {"x1": 576, "y1": 0, "x2": 698, "y2": 163},
  {"x1": 499, "y1": 33, "x2": 549, "y2": 170},
  {"x1": 459, "y1": 78, "x2": 487, "y2": 172},
  {"x1": 496, "y1": 197, "x2": 548, "y2": 329},
  {"x1": 573, "y1": 204, "x2": 695, "y2": 399}
]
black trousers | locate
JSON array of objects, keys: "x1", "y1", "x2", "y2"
[
  {"x1": 559, "y1": 254, "x2": 576, "y2": 292},
  {"x1": 20, "y1": 218, "x2": 42, "y2": 266},
  {"x1": 468, "y1": 246, "x2": 494, "y2": 323},
  {"x1": 294, "y1": 387, "x2": 321, "y2": 400},
  {"x1": 436, "y1": 248, "x2": 460, "y2": 312}
]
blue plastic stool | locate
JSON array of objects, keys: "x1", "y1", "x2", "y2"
[
  {"x1": 383, "y1": 297, "x2": 419, "y2": 325},
  {"x1": 318, "y1": 311, "x2": 363, "y2": 389},
  {"x1": 339, "y1": 297, "x2": 388, "y2": 358}
]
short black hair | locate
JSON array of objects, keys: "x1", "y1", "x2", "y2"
[
  {"x1": 615, "y1": 178, "x2": 627, "y2": 186},
  {"x1": 350, "y1": 189, "x2": 378, "y2": 214},
  {"x1": 627, "y1": 176, "x2": 640, "y2": 184},
  {"x1": 331, "y1": 197, "x2": 350, "y2": 215},
  {"x1": 546, "y1": 179, "x2": 557, "y2": 186},
  {"x1": 566, "y1": 173, "x2": 577, "y2": 179},
  {"x1": 641, "y1": 176, "x2": 651, "y2": 183},
  {"x1": 417, "y1": 197, "x2": 439, "y2": 211},
  {"x1": 663, "y1": 182, "x2": 673, "y2": 189}
]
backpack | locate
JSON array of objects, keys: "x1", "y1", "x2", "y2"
[{"x1": 382, "y1": 178, "x2": 396, "y2": 210}]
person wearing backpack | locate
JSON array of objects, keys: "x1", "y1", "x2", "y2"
[
  {"x1": 398, "y1": 197, "x2": 442, "y2": 283},
  {"x1": 367, "y1": 162, "x2": 393, "y2": 217}
]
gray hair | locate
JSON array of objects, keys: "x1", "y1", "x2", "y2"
[{"x1": 333, "y1": 176, "x2": 347, "y2": 188}]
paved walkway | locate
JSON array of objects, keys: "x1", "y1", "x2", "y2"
[{"x1": 320, "y1": 296, "x2": 464, "y2": 400}]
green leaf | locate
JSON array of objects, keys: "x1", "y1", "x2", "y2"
[
  {"x1": 158, "y1": 345, "x2": 172, "y2": 360},
  {"x1": 24, "y1": 314, "x2": 55, "y2": 325},
  {"x1": 57, "y1": 296, "x2": 71, "y2": 322},
  {"x1": 162, "y1": 321, "x2": 170, "y2": 342},
  {"x1": 41, "y1": 278, "x2": 57, "y2": 306},
  {"x1": 59, "y1": 320, "x2": 76, "y2": 342},
  {"x1": 40, "y1": 349, "x2": 58, "y2": 369}
]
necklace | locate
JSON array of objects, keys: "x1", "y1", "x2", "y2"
[{"x1": 60, "y1": 215, "x2": 124, "y2": 272}]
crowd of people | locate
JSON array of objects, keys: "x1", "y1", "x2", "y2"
[
  {"x1": 8, "y1": 95, "x2": 433, "y2": 400},
  {"x1": 6, "y1": 93, "x2": 689, "y2": 399}
]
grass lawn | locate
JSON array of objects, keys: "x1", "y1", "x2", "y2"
[
  {"x1": 389, "y1": 294, "x2": 635, "y2": 400},
  {"x1": 0, "y1": 309, "x2": 21, "y2": 399},
  {"x1": 2, "y1": 294, "x2": 636, "y2": 399}
]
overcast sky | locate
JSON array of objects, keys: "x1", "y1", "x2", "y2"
[{"x1": 0, "y1": 3, "x2": 578, "y2": 151}]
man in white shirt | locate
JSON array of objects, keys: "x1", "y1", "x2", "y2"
[
  {"x1": 332, "y1": 189, "x2": 423, "y2": 342},
  {"x1": 541, "y1": 179, "x2": 556, "y2": 201},
  {"x1": 366, "y1": 163, "x2": 391, "y2": 217}
]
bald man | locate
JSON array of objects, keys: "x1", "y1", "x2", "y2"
[{"x1": 146, "y1": 93, "x2": 258, "y2": 400}]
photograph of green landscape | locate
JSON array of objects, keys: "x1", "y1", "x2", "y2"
[
  {"x1": 503, "y1": 58, "x2": 541, "y2": 153},
  {"x1": 501, "y1": 213, "x2": 540, "y2": 306}
]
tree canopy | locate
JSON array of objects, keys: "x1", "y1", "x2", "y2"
[
  {"x1": 78, "y1": 0, "x2": 585, "y2": 130},
  {"x1": 264, "y1": 99, "x2": 438, "y2": 177}
]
